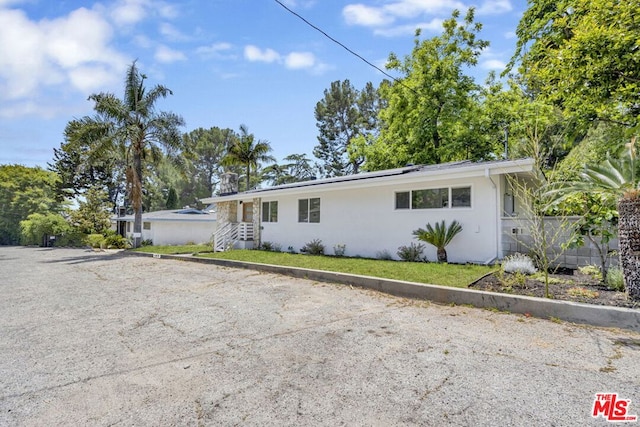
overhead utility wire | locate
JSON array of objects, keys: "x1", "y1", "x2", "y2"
[{"x1": 273, "y1": 0, "x2": 420, "y2": 96}]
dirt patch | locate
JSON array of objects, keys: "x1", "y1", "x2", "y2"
[{"x1": 470, "y1": 270, "x2": 639, "y2": 309}]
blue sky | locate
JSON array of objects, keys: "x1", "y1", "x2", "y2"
[{"x1": 0, "y1": 0, "x2": 523, "y2": 168}]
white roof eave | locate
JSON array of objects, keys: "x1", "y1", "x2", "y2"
[{"x1": 199, "y1": 158, "x2": 537, "y2": 203}]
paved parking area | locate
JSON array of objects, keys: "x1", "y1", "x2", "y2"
[{"x1": 0, "y1": 247, "x2": 639, "y2": 426}]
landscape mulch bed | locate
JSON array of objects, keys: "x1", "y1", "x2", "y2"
[{"x1": 470, "y1": 270, "x2": 640, "y2": 309}]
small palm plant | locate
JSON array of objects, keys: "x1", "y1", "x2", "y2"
[{"x1": 413, "y1": 220, "x2": 463, "y2": 263}]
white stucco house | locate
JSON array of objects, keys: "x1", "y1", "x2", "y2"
[
  {"x1": 200, "y1": 159, "x2": 538, "y2": 264},
  {"x1": 113, "y1": 207, "x2": 217, "y2": 246}
]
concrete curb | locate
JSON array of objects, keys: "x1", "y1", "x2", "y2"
[{"x1": 125, "y1": 251, "x2": 640, "y2": 333}]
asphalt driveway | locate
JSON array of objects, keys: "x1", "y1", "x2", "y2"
[{"x1": 0, "y1": 247, "x2": 638, "y2": 426}]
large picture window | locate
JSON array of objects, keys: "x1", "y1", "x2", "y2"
[
  {"x1": 395, "y1": 186, "x2": 471, "y2": 210},
  {"x1": 413, "y1": 188, "x2": 449, "y2": 209},
  {"x1": 298, "y1": 198, "x2": 320, "y2": 223},
  {"x1": 262, "y1": 201, "x2": 278, "y2": 222}
]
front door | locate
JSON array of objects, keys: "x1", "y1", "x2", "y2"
[{"x1": 242, "y1": 202, "x2": 253, "y2": 223}]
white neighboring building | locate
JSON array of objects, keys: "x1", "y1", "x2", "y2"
[
  {"x1": 201, "y1": 159, "x2": 537, "y2": 263},
  {"x1": 113, "y1": 208, "x2": 216, "y2": 246}
]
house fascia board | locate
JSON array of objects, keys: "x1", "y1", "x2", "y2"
[
  {"x1": 113, "y1": 215, "x2": 215, "y2": 222},
  {"x1": 201, "y1": 159, "x2": 536, "y2": 202}
]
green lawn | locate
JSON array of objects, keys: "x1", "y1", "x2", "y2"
[{"x1": 196, "y1": 250, "x2": 495, "y2": 288}]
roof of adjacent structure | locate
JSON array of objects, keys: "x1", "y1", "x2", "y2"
[
  {"x1": 200, "y1": 158, "x2": 537, "y2": 203},
  {"x1": 114, "y1": 208, "x2": 216, "y2": 222}
]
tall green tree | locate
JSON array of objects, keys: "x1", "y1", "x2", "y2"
[
  {"x1": 313, "y1": 80, "x2": 380, "y2": 177},
  {"x1": 67, "y1": 187, "x2": 112, "y2": 235},
  {"x1": 72, "y1": 61, "x2": 184, "y2": 248},
  {"x1": 182, "y1": 127, "x2": 237, "y2": 199},
  {"x1": 361, "y1": 8, "x2": 489, "y2": 170},
  {"x1": 262, "y1": 153, "x2": 317, "y2": 186},
  {"x1": 222, "y1": 124, "x2": 275, "y2": 191},
  {"x1": 0, "y1": 165, "x2": 65, "y2": 245},
  {"x1": 510, "y1": 0, "x2": 640, "y2": 132},
  {"x1": 50, "y1": 119, "x2": 127, "y2": 212}
]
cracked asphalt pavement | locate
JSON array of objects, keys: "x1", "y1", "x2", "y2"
[{"x1": 1, "y1": 247, "x2": 639, "y2": 426}]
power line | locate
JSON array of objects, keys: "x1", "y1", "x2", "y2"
[{"x1": 272, "y1": 0, "x2": 419, "y2": 95}]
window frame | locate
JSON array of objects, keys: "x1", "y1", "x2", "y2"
[
  {"x1": 262, "y1": 201, "x2": 278, "y2": 223},
  {"x1": 298, "y1": 197, "x2": 321, "y2": 223},
  {"x1": 394, "y1": 186, "x2": 472, "y2": 210}
]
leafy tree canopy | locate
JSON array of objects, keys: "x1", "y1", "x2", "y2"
[
  {"x1": 0, "y1": 165, "x2": 65, "y2": 245},
  {"x1": 360, "y1": 8, "x2": 489, "y2": 170},
  {"x1": 510, "y1": 0, "x2": 640, "y2": 132},
  {"x1": 313, "y1": 80, "x2": 380, "y2": 177}
]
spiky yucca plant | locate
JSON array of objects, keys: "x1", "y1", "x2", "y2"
[{"x1": 413, "y1": 220, "x2": 463, "y2": 263}]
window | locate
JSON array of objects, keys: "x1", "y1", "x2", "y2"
[
  {"x1": 298, "y1": 198, "x2": 320, "y2": 223},
  {"x1": 395, "y1": 186, "x2": 472, "y2": 210},
  {"x1": 262, "y1": 201, "x2": 278, "y2": 222},
  {"x1": 127, "y1": 222, "x2": 131, "y2": 232},
  {"x1": 451, "y1": 187, "x2": 471, "y2": 207},
  {"x1": 143, "y1": 222, "x2": 151, "y2": 230},
  {"x1": 413, "y1": 188, "x2": 449, "y2": 209},
  {"x1": 395, "y1": 192, "x2": 410, "y2": 209}
]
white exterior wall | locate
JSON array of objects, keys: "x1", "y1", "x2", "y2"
[
  {"x1": 259, "y1": 175, "x2": 501, "y2": 263},
  {"x1": 124, "y1": 220, "x2": 216, "y2": 246}
]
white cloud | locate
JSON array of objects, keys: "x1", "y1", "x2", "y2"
[
  {"x1": 110, "y1": 0, "x2": 150, "y2": 26},
  {"x1": 476, "y1": 0, "x2": 512, "y2": 15},
  {"x1": 154, "y1": 45, "x2": 186, "y2": 63},
  {"x1": 284, "y1": 51, "x2": 316, "y2": 69},
  {"x1": 243, "y1": 45, "x2": 328, "y2": 74},
  {"x1": 343, "y1": 0, "x2": 511, "y2": 37},
  {"x1": 159, "y1": 22, "x2": 189, "y2": 41},
  {"x1": 196, "y1": 42, "x2": 236, "y2": 60},
  {"x1": 384, "y1": 0, "x2": 465, "y2": 18},
  {"x1": 0, "y1": 5, "x2": 127, "y2": 105},
  {"x1": 343, "y1": 4, "x2": 392, "y2": 27},
  {"x1": 374, "y1": 19, "x2": 443, "y2": 37},
  {"x1": 244, "y1": 45, "x2": 281, "y2": 63},
  {"x1": 481, "y1": 59, "x2": 507, "y2": 70}
]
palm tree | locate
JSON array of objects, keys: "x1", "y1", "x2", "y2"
[
  {"x1": 546, "y1": 137, "x2": 640, "y2": 300},
  {"x1": 222, "y1": 125, "x2": 275, "y2": 191},
  {"x1": 81, "y1": 61, "x2": 184, "y2": 248},
  {"x1": 413, "y1": 220, "x2": 463, "y2": 263}
]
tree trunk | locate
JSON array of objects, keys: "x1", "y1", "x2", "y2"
[
  {"x1": 132, "y1": 150, "x2": 143, "y2": 249},
  {"x1": 617, "y1": 195, "x2": 640, "y2": 300},
  {"x1": 437, "y1": 247, "x2": 448, "y2": 263}
]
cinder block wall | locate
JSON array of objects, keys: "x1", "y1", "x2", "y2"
[{"x1": 501, "y1": 217, "x2": 619, "y2": 269}]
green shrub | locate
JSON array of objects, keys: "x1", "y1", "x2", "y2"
[
  {"x1": 260, "y1": 241, "x2": 282, "y2": 252},
  {"x1": 376, "y1": 249, "x2": 394, "y2": 260},
  {"x1": 333, "y1": 244, "x2": 346, "y2": 257},
  {"x1": 104, "y1": 234, "x2": 128, "y2": 249},
  {"x1": 606, "y1": 266, "x2": 625, "y2": 292},
  {"x1": 300, "y1": 239, "x2": 325, "y2": 255},
  {"x1": 397, "y1": 242, "x2": 426, "y2": 262},
  {"x1": 141, "y1": 239, "x2": 153, "y2": 246},
  {"x1": 578, "y1": 264, "x2": 603, "y2": 281},
  {"x1": 19, "y1": 212, "x2": 70, "y2": 246},
  {"x1": 85, "y1": 234, "x2": 105, "y2": 248},
  {"x1": 55, "y1": 230, "x2": 86, "y2": 247}
]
